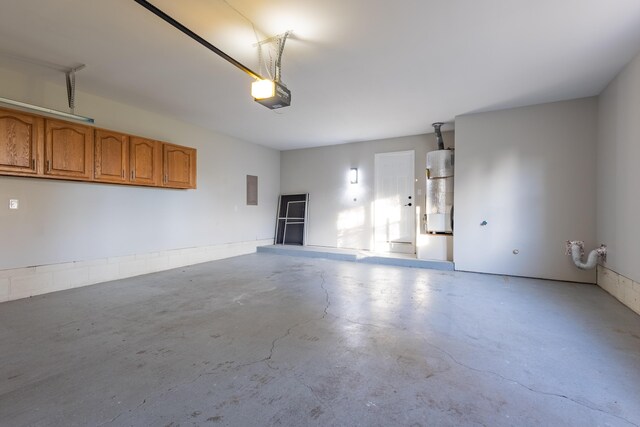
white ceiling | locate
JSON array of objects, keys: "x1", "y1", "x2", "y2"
[{"x1": 1, "y1": 0, "x2": 640, "y2": 150}]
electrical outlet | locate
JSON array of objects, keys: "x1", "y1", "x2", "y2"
[{"x1": 9, "y1": 199, "x2": 19, "y2": 210}]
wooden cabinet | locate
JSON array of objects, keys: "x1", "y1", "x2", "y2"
[
  {"x1": 0, "y1": 108, "x2": 43, "y2": 175},
  {"x1": 0, "y1": 106, "x2": 197, "y2": 189},
  {"x1": 95, "y1": 129, "x2": 128, "y2": 183},
  {"x1": 130, "y1": 136, "x2": 160, "y2": 186},
  {"x1": 163, "y1": 143, "x2": 196, "y2": 189},
  {"x1": 45, "y1": 119, "x2": 93, "y2": 179}
]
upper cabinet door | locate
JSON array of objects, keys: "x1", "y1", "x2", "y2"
[
  {"x1": 130, "y1": 136, "x2": 160, "y2": 186},
  {"x1": 163, "y1": 143, "x2": 196, "y2": 189},
  {"x1": 95, "y1": 129, "x2": 128, "y2": 183},
  {"x1": 0, "y1": 108, "x2": 43, "y2": 175},
  {"x1": 45, "y1": 119, "x2": 93, "y2": 179}
]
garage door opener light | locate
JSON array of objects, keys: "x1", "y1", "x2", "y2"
[{"x1": 134, "y1": 0, "x2": 292, "y2": 110}]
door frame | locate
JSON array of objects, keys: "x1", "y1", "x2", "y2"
[{"x1": 373, "y1": 150, "x2": 416, "y2": 254}]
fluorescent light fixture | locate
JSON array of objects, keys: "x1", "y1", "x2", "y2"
[
  {"x1": 349, "y1": 168, "x2": 358, "y2": 184},
  {"x1": 0, "y1": 96, "x2": 94, "y2": 123},
  {"x1": 251, "y1": 79, "x2": 275, "y2": 99}
]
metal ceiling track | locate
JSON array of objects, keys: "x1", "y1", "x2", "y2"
[{"x1": 133, "y1": 0, "x2": 267, "y2": 81}]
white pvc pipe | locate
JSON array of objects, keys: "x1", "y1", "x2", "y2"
[{"x1": 566, "y1": 240, "x2": 607, "y2": 270}]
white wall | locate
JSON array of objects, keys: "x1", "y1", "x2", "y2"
[
  {"x1": 597, "y1": 51, "x2": 640, "y2": 284},
  {"x1": 0, "y1": 67, "x2": 280, "y2": 270},
  {"x1": 454, "y1": 98, "x2": 597, "y2": 283},
  {"x1": 280, "y1": 132, "x2": 454, "y2": 250}
]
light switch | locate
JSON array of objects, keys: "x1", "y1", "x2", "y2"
[{"x1": 9, "y1": 199, "x2": 19, "y2": 210}]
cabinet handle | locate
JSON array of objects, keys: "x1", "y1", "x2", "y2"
[
  {"x1": 164, "y1": 174, "x2": 167, "y2": 183},
  {"x1": 121, "y1": 169, "x2": 124, "y2": 178},
  {"x1": 46, "y1": 160, "x2": 51, "y2": 172},
  {"x1": 131, "y1": 170, "x2": 134, "y2": 180},
  {"x1": 32, "y1": 159, "x2": 35, "y2": 170}
]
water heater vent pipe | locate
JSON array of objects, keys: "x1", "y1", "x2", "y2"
[{"x1": 432, "y1": 122, "x2": 445, "y2": 150}]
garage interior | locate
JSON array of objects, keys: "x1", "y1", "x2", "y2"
[{"x1": 1, "y1": 1, "x2": 640, "y2": 426}]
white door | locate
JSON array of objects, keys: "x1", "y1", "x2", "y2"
[{"x1": 374, "y1": 150, "x2": 415, "y2": 253}]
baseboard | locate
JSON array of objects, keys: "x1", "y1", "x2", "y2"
[
  {"x1": 0, "y1": 239, "x2": 273, "y2": 303},
  {"x1": 597, "y1": 265, "x2": 640, "y2": 315}
]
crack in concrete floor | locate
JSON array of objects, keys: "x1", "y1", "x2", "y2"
[
  {"x1": 105, "y1": 268, "x2": 334, "y2": 424},
  {"x1": 162, "y1": 266, "x2": 638, "y2": 426},
  {"x1": 313, "y1": 271, "x2": 640, "y2": 427},
  {"x1": 136, "y1": 266, "x2": 637, "y2": 426},
  {"x1": 3, "y1": 254, "x2": 639, "y2": 426}
]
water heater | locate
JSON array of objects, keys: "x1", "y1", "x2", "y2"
[{"x1": 426, "y1": 124, "x2": 454, "y2": 233}]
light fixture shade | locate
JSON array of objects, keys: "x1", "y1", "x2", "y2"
[
  {"x1": 350, "y1": 168, "x2": 358, "y2": 184},
  {"x1": 251, "y1": 79, "x2": 275, "y2": 99}
]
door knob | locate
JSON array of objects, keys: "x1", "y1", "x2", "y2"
[{"x1": 404, "y1": 203, "x2": 412, "y2": 207}]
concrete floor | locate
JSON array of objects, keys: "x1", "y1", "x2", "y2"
[
  {"x1": 257, "y1": 244, "x2": 454, "y2": 270},
  {"x1": 1, "y1": 253, "x2": 639, "y2": 427}
]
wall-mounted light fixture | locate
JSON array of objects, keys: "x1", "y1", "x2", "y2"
[{"x1": 349, "y1": 168, "x2": 358, "y2": 184}]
